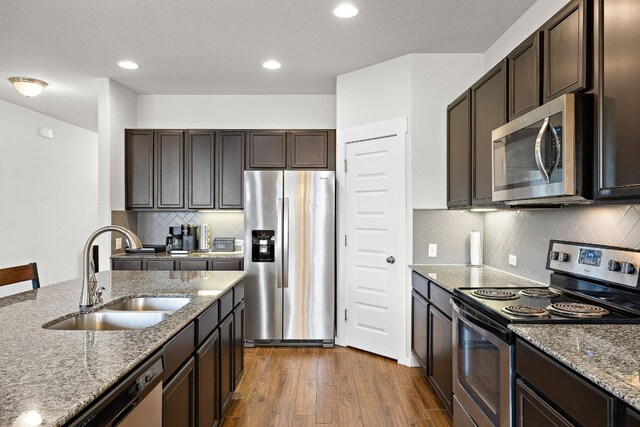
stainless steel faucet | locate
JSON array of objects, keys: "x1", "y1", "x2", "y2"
[{"x1": 80, "y1": 226, "x2": 142, "y2": 311}]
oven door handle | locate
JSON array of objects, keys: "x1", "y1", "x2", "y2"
[{"x1": 452, "y1": 300, "x2": 511, "y2": 342}]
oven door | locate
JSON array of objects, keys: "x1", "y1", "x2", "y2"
[
  {"x1": 492, "y1": 94, "x2": 576, "y2": 204},
  {"x1": 452, "y1": 301, "x2": 513, "y2": 427}
]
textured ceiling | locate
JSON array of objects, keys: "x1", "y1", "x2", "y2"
[{"x1": 0, "y1": 0, "x2": 536, "y2": 131}]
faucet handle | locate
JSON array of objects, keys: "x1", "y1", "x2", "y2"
[{"x1": 94, "y1": 286, "x2": 106, "y2": 304}]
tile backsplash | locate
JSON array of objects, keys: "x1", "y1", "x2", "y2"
[
  {"x1": 414, "y1": 205, "x2": 640, "y2": 284},
  {"x1": 137, "y1": 211, "x2": 244, "y2": 245}
]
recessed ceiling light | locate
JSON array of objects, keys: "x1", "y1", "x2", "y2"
[
  {"x1": 8, "y1": 77, "x2": 48, "y2": 97},
  {"x1": 118, "y1": 61, "x2": 139, "y2": 70},
  {"x1": 262, "y1": 60, "x2": 282, "y2": 70},
  {"x1": 333, "y1": 3, "x2": 358, "y2": 18}
]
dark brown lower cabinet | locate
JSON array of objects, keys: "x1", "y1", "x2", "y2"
[
  {"x1": 211, "y1": 260, "x2": 243, "y2": 271},
  {"x1": 179, "y1": 260, "x2": 210, "y2": 271},
  {"x1": 163, "y1": 357, "x2": 196, "y2": 427},
  {"x1": 411, "y1": 290, "x2": 428, "y2": 372},
  {"x1": 219, "y1": 314, "x2": 234, "y2": 419},
  {"x1": 233, "y1": 302, "x2": 245, "y2": 386},
  {"x1": 146, "y1": 259, "x2": 175, "y2": 271},
  {"x1": 111, "y1": 259, "x2": 143, "y2": 271},
  {"x1": 428, "y1": 305, "x2": 453, "y2": 413},
  {"x1": 626, "y1": 407, "x2": 640, "y2": 427},
  {"x1": 112, "y1": 258, "x2": 243, "y2": 272},
  {"x1": 515, "y1": 380, "x2": 572, "y2": 427},
  {"x1": 197, "y1": 330, "x2": 220, "y2": 427}
]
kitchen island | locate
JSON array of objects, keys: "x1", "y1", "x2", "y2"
[{"x1": 0, "y1": 269, "x2": 245, "y2": 426}]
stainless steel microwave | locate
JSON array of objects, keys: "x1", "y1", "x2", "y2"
[{"x1": 491, "y1": 94, "x2": 592, "y2": 205}]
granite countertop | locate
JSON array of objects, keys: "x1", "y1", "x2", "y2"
[
  {"x1": 510, "y1": 324, "x2": 640, "y2": 411},
  {"x1": 0, "y1": 270, "x2": 245, "y2": 427},
  {"x1": 410, "y1": 264, "x2": 547, "y2": 292},
  {"x1": 111, "y1": 250, "x2": 244, "y2": 260}
]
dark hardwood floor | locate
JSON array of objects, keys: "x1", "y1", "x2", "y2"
[{"x1": 222, "y1": 346, "x2": 453, "y2": 427}]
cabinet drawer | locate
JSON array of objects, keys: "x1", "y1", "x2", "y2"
[
  {"x1": 412, "y1": 272, "x2": 429, "y2": 300},
  {"x1": 234, "y1": 281, "x2": 244, "y2": 307},
  {"x1": 210, "y1": 260, "x2": 243, "y2": 271},
  {"x1": 429, "y1": 282, "x2": 453, "y2": 318},
  {"x1": 145, "y1": 259, "x2": 175, "y2": 271},
  {"x1": 164, "y1": 322, "x2": 196, "y2": 381},
  {"x1": 516, "y1": 340, "x2": 614, "y2": 426},
  {"x1": 196, "y1": 301, "x2": 219, "y2": 346},
  {"x1": 219, "y1": 290, "x2": 234, "y2": 322},
  {"x1": 112, "y1": 259, "x2": 143, "y2": 271},
  {"x1": 179, "y1": 260, "x2": 209, "y2": 271}
]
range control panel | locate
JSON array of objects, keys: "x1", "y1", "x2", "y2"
[{"x1": 547, "y1": 240, "x2": 640, "y2": 288}]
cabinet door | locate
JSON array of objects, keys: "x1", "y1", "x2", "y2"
[
  {"x1": 428, "y1": 306, "x2": 453, "y2": 413},
  {"x1": 508, "y1": 32, "x2": 541, "y2": 120},
  {"x1": 246, "y1": 131, "x2": 287, "y2": 169},
  {"x1": 447, "y1": 90, "x2": 472, "y2": 208},
  {"x1": 219, "y1": 315, "x2": 234, "y2": 419},
  {"x1": 210, "y1": 260, "x2": 243, "y2": 271},
  {"x1": 145, "y1": 259, "x2": 175, "y2": 271},
  {"x1": 626, "y1": 407, "x2": 640, "y2": 427},
  {"x1": 155, "y1": 130, "x2": 185, "y2": 209},
  {"x1": 288, "y1": 130, "x2": 335, "y2": 169},
  {"x1": 179, "y1": 260, "x2": 210, "y2": 271},
  {"x1": 216, "y1": 131, "x2": 245, "y2": 209},
  {"x1": 112, "y1": 259, "x2": 143, "y2": 271},
  {"x1": 233, "y1": 302, "x2": 245, "y2": 387},
  {"x1": 186, "y1": 130, "x2": 215, "y2": 209},
  {"x1": 197, "y1": 329, "x2": 220, "y2": 427},
  {"x1": 125, "y1": 129, "x2": 154, "y2": 209},
  {"x1": 597, "y1": 0, "x2": 640, "y2": 200},
  {"x1": 411, "y1": 290, "x2": 428, "y2": 374},
  {"x1": 543, "y1": 0, "x2": 587, "y2": 103},
  {"x1": 472, "y1": 61, "x2": 507, "y2": 206},
  {"x1": 515, "y1": 380, "x2": 572, "y2": 427},
  {"x1": 163, "y1": 357, "x2": 196, "y2": 427}
]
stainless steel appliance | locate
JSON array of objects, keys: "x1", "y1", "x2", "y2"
[
  {"x1": 198, "y1": 223, "x2": 211, "y2": 252},
  {"x1": 491, "y1": 94, "x2": 592, "y2": 205},
  {"x1": 166, "y1": 226, "x2": 183, "y2": 251},
  {"x1": 452, "y1": 240, "x2": 640, "y2": 427},
  {"x1": 244, "y1": 170, "x2": 335, "y2": 345}
]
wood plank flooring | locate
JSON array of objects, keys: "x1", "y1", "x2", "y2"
[{"x1": 222, "y1": 346, "x2": 453, "y2": 427}]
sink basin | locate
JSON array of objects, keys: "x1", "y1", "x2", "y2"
[
  {"x1": 45, "y1": 312, "x2": 168, "y2": 331},
  {"x1": 105, "y1": 297, "x2": 191, "y2": 312}
]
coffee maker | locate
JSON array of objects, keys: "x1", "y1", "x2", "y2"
[
  {"x1": 181, "y1": 224, "x2": 198, "y2": 251},
  {"x1": 166, "y1": 226, "x2": 183, "y2": 251}
]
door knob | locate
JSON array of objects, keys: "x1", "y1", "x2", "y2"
[{"x1": 386, "y1": 256, "x2": 396, "y2": 264}]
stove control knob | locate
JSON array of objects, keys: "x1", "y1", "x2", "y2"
[
  {"x1": 622, "y1": 262, "x2": 636, "y2": 275},
  {"x1": 549, "y1": 251, "x2": 559, "y2": 261},
  {"x1": 557, "y1": 252, "x2": 569, "y2": 262},
  {"x1": 608, "y1": 260, "x2": 621, "y2": 272}
]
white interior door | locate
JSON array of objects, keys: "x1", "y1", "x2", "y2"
[{"x1": 345, "y1": 134, "x2": 402, "y2": 359}]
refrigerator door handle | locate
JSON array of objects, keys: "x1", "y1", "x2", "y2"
[
  {"x1": 277, "y1": 197, "x2": 284, "y2": 289},
  {"x1": 283, "y1": 197, "x2": 290, "y2": 288}
]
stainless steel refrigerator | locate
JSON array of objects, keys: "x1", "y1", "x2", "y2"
[{"x1": 244, "y1": 170, "x2": 335, "y2": 345}]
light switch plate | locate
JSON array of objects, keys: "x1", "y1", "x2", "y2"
[
  {"x1": 428, "y1": 244, "x2": 437, "y2": 258},
  {"x1": 509, "y1": 254, "x2": 517, "y2": 266},
  {"x1": 115, "y1": 238, "x2": 122, "y2": 250}
]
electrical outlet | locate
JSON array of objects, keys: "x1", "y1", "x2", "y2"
[
  {"x1": 428, "y1": 244, "x2": 437, "y2": 258},
  {"x1": 115, "y1": 238, "x2": 122, "y2": 250},
  {"x1": 509, "y1": 254, "x2": 517, "y2": 266}
]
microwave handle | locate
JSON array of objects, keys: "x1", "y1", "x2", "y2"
[
  {"x1": 548, "y1": 124, "x2": 561, "y2": 178},
  {"x1": 534, "y1": 117, "x2": 551, "y2": 183}
]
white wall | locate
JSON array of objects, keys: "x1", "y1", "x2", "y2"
[
  {"x1": 0, "y1": 100, "x2": 99, "y2": 297},
  {"x1": 137, "y1": 95, "x2": 336, "y2": 129}
]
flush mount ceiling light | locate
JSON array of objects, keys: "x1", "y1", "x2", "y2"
[
  {"x1": 262, "y1": 60, "x2": 282, "y2": 70},
  {"x1": 333, "y1": 3, "x2": 358, "y2": 18},
  {"x1": 118, "y1": 61, "x2": 139, "y2": 70},
  {"x1": 8, "y1": 77, "x2": 48, "y2": 97}
]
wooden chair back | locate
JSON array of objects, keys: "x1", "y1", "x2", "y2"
[{"x1": 0, "y1": 263, "x2": 40, "y2": 289}]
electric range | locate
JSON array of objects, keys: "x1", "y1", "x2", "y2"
[{"x1": 451, "y1": 240, "x2": 640, "y2": 427}]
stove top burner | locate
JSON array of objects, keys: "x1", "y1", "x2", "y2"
[
  {"x1": 547, "y1": 302, "x2": 610, "y2": 318},
  {"x1": 472, "y1": 289, "x2": 519, "y2": 300},
  {"x1": 501, "y1": 305, "x2": 549, "y2": 317},
  {"x1": 518, "y1": 288, "x2": 561, "y2": 299}
]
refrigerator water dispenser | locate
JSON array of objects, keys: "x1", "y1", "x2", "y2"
[{"x1": 251, "y1": 230, "x2": 275, "y2": 262}]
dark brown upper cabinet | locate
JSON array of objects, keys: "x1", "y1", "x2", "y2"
[
  {"x1": 447, "y1": 90, "x2": 472, "y2": 208},
  {"x1": 543, "y1": 0, "x2": 588, "y2": 103},
  {"x1": 471, "y1": 61, "x2": 507, "y2": 206},
  {"x1": 596, "y1": 0, "x2": 640, "y2": 200},
  {"x1": 507, "y1": 32, "x2": 541, "y2": 121},
  {"x1": 125, "y1": 129, "x2": 154, "y2": 209},
  {"x1": 186, "y1": 130, "x2": 215, "y2": 209},
  {"x1": 216, "y1": 131, "x2": 245, "y2": 209},
  {"x1": 155, "y1": 130, "x2": 185, "y2": 209},
  {"x1": 246, "y1": 131, "x2": 287, "y2": 169},
  {"x1": 247, "y1": 130, "x2": 336, "y2": 170}
]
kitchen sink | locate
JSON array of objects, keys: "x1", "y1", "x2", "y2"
[
  {"x1": 44, "y1": 311, "x2": 168, "y2": 331},
  {"x1": 104, "y1": 297, "x2": 191, "y2": 312}
]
